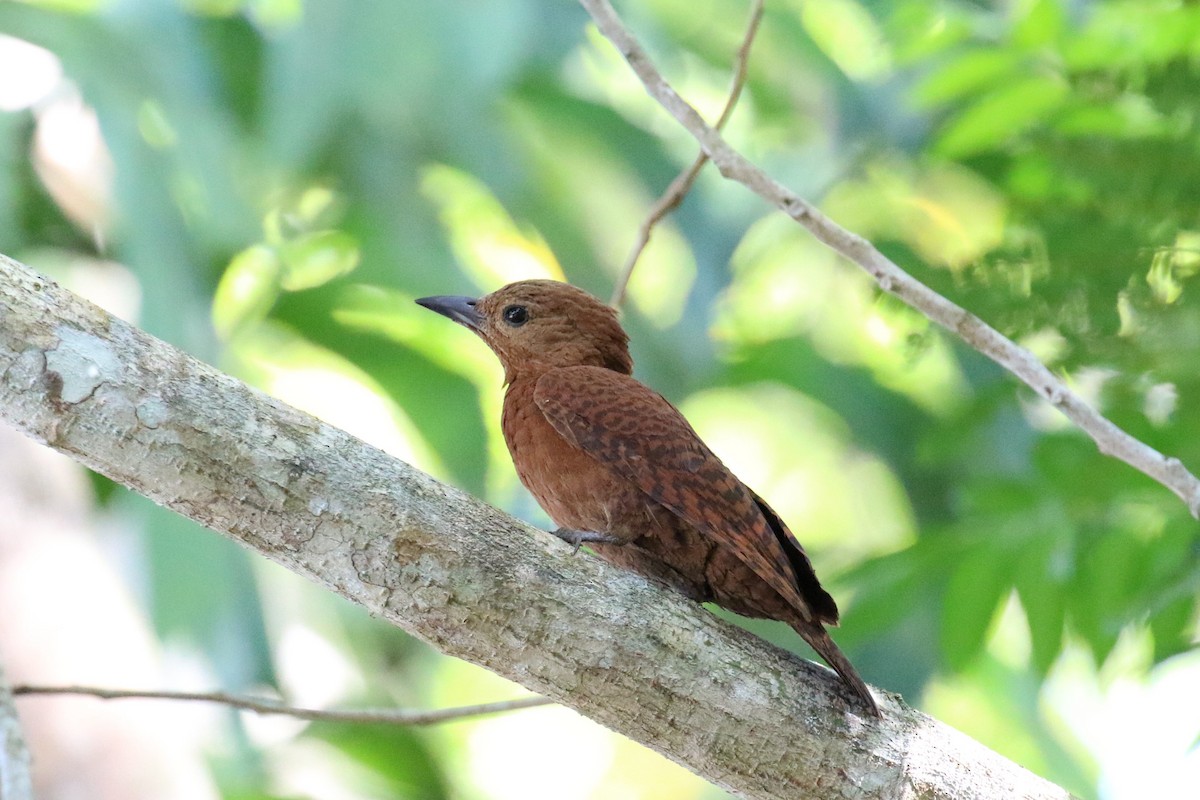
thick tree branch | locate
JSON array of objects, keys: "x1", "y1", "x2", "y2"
[
  {"x1": 0, "y1": 252, "x2": 1072, "y2": 799},
  {"x1": 0, "y1": 662, "x2": 33, "y2": 800},
  {"x1": 610, "y1": 0, "x2": 763, "y2": 309},
  {"x1": 580, "y1": 0, "x2": 1200, "y2": 519},
  {"x1": 12, "y1": 685, "x2": 550, "y2": 726}
]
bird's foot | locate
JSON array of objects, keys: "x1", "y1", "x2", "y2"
[{"x1": 551, "y1": 528, "x2": 623, "y2": 555}]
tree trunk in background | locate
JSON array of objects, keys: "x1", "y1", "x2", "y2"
[
  {"x1": 0, "y1": 659, "x2": 33, "y2": 800},
  {"x1": 0, "y1": 421, "x2": 219, "y2": 799}
]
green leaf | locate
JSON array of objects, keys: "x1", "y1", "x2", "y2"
[
  {"x1": 279, "y1": 229, "x2": 361, "y2": 291},
  {"x1": 935, "y1": 75, "x2": 1068, "y2": 158},
  {"x1": 1149, "y1": 593, "x2": 1196, "y2": 663},
  {"x1": 212, "y1": 244, "x2": 283, "y2": 340},
  {"x1": 1052, "y1": 97, "x2": 1165, "y2": 139},
  {"x1": 1013, "y1": 535, "x2": 1069, "y2": 675},
  {"x1": 840, "y1": 550, "x2": 930, "y2": 635},
  {"x1": 1063, "y1": 5, "x2": 1200, "y2": 70},
  {"x1": 312, "y1": 721, "x2": 449, "y2": 800},
  {"x1": 911, "y1": 49, "x2": 1023, "y2": 108},
  {"x1": 799, "y1": 0, "x2": 892, "y2": 82},
  {"x1": 941, "y1": 546, "x2": 1015, "y2": 672},
  {"x1": 1012, "y1": 0, "x2": 1066, "y2": 49},
  {"x1": 1070, "y1": 530, "x2": 1139, "y2": 664}
]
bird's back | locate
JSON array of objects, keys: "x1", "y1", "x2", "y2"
[{"x1": 504, "y1": 365, "x2": 838, "y2": 628}]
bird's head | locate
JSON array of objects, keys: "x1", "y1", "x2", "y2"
[{"x1": 416, "y1": 279, "x2": 632, "y2": 381}]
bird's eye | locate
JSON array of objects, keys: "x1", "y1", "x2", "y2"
[{"x1": 502, "y1": 305, "x2": 529, "y2": 326}]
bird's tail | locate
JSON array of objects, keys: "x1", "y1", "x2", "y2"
[{"x1": 793, "y1": 622, "x2": 881, "y2": 718}]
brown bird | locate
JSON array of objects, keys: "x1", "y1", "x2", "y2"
[{"x1": 417, "y1": 279, "x2": 880, "y2": 717}]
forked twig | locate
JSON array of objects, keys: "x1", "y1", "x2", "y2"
[
  {"x1": 13, "y1": 684, "x2": 552, "y2": 725},
  {"x1": 610, "y1": 0, "x2": 764, "y2": 309},
  {"x1": 580, "y1": 0, "x2": 1200, "y2": 517}
]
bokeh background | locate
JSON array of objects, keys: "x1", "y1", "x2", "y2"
[{"x1": 1, "y1": 0, "x2": 1199, "y2": 798}]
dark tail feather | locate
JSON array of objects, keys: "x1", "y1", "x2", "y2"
[{"x1": 794, "y1": 623, "x2": 881, "y2": 718}]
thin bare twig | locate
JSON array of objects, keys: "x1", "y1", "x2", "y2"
[
  {"x1": 609, "y1": 0, "x2": 764, "y2": 309},
  {"x1": 12, "y1": 685, "x2": 552, "y2": 726},
  {"x1": 579, "y1": 0, "x2": 1200, "y2": 518}
]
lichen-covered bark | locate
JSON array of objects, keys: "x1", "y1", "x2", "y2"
[{"x1": 0, "y1": 253, "x2": 1074, "y2": 800}]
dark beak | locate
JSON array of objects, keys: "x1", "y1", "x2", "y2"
[{"x1": 415, "y1": 295, "x2": 483, "y2": 332}]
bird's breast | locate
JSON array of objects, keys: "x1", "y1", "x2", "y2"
[{"x1": 502, "y1": 379, "x2": 638, "y2": 533}]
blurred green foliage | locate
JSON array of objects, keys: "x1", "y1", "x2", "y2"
[{"x1": 2, "y1": 0, "x2": 1199, "y2": 798}]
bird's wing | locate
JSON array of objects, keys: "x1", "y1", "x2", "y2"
[{"x1": 535, "y1": 365, "x2": 834, "y2": 624}]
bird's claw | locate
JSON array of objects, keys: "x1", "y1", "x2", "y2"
[{"x1": 552, "y1": 528, "x2": 622, "y2": 555}]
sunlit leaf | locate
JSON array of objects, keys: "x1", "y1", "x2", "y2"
[
  {"x1": 1012, "y1": 0, "x2": 1065, "y2": 48},
  {"x1": 798, "y1": 0, "x2": 892, "y2": 81},
  {"x1": 1146, "y1": 250, "x2": 1183, "y2": 305},
  {"x1": 1171, "y1": 231, "x2": 1200, "y2": 276},
  {"x1": 1052, "y1": 95, "x2": 1165, "y2": 139},
  {"x1": 912, "y1": 49, "x2": 1023, "y2": 108},
  {"x1": 888, "y1": 1, "x2": 975, "y2": 63},
  {"x1": 421, "y1": 163, "x2": 564, "y2": 290},
  {"x1": 823, "y1": 160, "x2": 1006, "y2": 270},
  {"x1": 11, "y1": 0, "x2": 100, "y2": 12},
  {"x1": 1063, "y1": 4, "x2": 1200, "y2": 70},
  {"x1": 136, "y1": 98, "x2": 176, "y2": 149},
  {"x1": 249, "y1": 0, "x2": 302, "y2": 29},
  {"x1": 935, "y1": 75, "x2": 1068, "y2": 157},
  {"x1": 295, "y1": 185, "x2": 337, "y2": 225},
  {"x1": 212, "y1": 244, "x2": 282, "y2": 340},
  {"x1": 279, "y1": 229, "x2": 360, "y2": 291},
  {"x1": 717, "y1": 217, "x2": 970, "y2": 414},
  {"x1": 180, "y1": 0, "x2": 241, "y2": 16}
]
